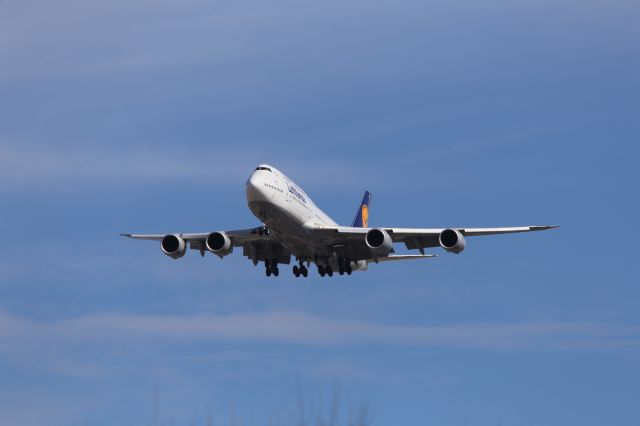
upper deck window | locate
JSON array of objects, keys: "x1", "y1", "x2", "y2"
[{"x1": 255, "y1": 166, "x2": 272, "y2": 172}]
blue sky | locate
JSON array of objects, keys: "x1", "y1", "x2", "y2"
[{"x1": 1, "y1": 0, "x2": 639, "y2": 424}]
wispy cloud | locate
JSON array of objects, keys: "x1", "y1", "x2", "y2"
[
  {"x1": 0, "y1": 0, "x2": 331, "y2": 81},
  {"x1": 1, "y1": 309, "x2": 635, "y2": 425},
  {"x1": 0, "y1": 143, "x2": 245, "y2": 188},
  {"x1": 0, "y1": 142, "x2": 359, "y2": 192},
  {"x1": 1, "y1": 309, "x2": 636, "y2": 349}
]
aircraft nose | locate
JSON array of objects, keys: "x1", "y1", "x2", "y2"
[{"x1": 246, "y1": 172, "x2": 267, "y2": 202}]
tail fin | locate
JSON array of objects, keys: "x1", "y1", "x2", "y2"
[{"x1": 351, "y1": 191, "x2": 372, "y2": 228}]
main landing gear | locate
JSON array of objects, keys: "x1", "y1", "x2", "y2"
[
  {"x1": 317, "y1": 258, "x2": 352, "y2": 277},
  {"x1": 338, "y1": 258, "x2": 353, "y2": 276},
  {"x1": 265, "y1": 259, "x2": 279, "y2": 277},
  {"x1": 264, "y1": 258, "x2": 352, "y2": 278},
  {"x1": 317, "y1": 264, "x2": 333, "y2": 277},
  {"x1": 293, "y1": 259, "x2": 308, "y2": 278}
]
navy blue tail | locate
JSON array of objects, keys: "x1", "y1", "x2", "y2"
[{"x1": 351, "y1": 191, "x2": 372, "y2": 228}]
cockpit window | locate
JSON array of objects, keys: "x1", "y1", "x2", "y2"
[{"x1": 255, "y1": 167, "x2": 272, "y2": 172}]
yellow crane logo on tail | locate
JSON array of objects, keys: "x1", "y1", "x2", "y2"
[{"x1": 361, "y1": 205, "x2": 369, "y2": 228}]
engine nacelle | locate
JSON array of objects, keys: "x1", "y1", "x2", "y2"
[
  {"x1": 206, "y1": 231, "x2": 233, "y2": 257},
  {"x1": 439, "y1": 228, "x2": 466, "y2": 254},
  {"x1": 161, "y1": 234, "x2": 186, "y2": 259},
  {"x1": 365, "y1": 228, "x2": 393, "y2": 256}
]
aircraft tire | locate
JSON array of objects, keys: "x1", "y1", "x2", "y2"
[{"x1": 345, "y1": 259, "x2": 352, "y2": 275}]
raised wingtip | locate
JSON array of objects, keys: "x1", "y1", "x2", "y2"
[{"x1": 532, "y1": 225, "x2": 559, "y2": 231}]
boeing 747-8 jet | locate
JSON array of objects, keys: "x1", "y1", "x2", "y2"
[{"x1": 123, "y1": 164, "x2": 556, "y2": 277}]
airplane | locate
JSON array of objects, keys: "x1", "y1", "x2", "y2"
[{"x1": 122, "y1": 164, "x2": 557, "y2": 278}]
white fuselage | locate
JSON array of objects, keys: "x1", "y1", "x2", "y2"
[{"x1": 245, "y1": 164, "x2": 338, "y2": 259}]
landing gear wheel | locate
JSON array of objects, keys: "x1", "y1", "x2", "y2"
[
  {"x1": 326, "y1": 266, "x2": 334, "y2": 277},
  {"x1": 318, "y1": 265, "x2": 325, "y2": 277},
  {"x1": 273, "y1": 267, "x2": 279, "y2": 277},
  {"x1": 266, "y1": 268, "x2": 271, "y2": 277},
  {"x1": 297, "y1": 260, "x2": 308, "y2": 277},
  {"x1": 293, "y1": 266, "x2": 300, "y2": 277}
]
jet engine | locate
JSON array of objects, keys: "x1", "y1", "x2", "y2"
[
  {"x1": 439, "y1": 228, "x2": 466, "y2": 254},
  {"x1": 365, "y1": 228, "x2": 393, "y2": 256},
  {"x1": 161, "y1": 234, "x2": 187, "y2": 259},
  {"x1": 206, "y1": 231, "x2": 233, "y2": 257}
]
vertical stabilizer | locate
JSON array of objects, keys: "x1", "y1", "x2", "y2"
[{"x1": 351, "y1": 191, "x2": 372, "y2": 228}]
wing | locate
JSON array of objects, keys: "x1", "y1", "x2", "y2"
[
  {"x1": 121, "y1": 226, "x2": 269, "y2": 244},
  {"x1": 371, "y1": 254, "x2": 437, "y2": 262},
  {"x1": 306, "y1": 224, "x2": 557, "y2": 256},
  {"x1": 121, "y1": 226, "x2": 292, "y2": 265}
]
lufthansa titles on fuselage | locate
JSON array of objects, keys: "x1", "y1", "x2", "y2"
[{"x1": 286, "y1": 181, "x2": 306, "y2": 205}]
